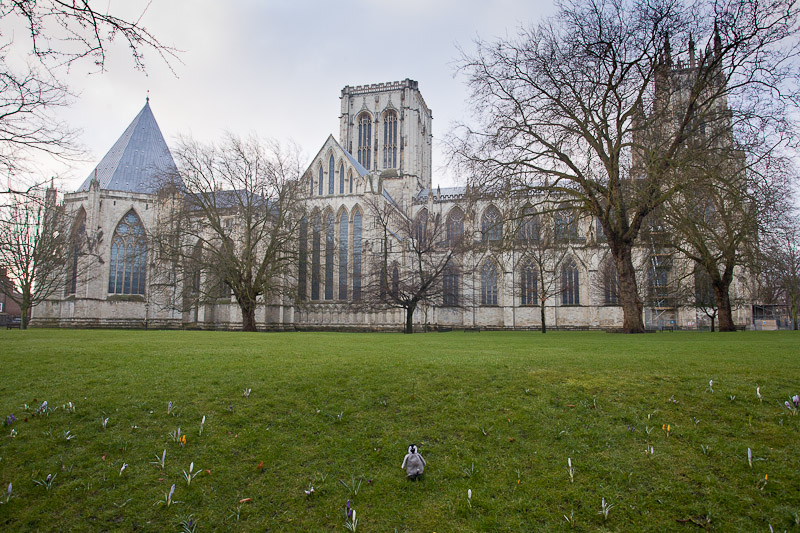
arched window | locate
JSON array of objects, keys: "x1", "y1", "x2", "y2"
[
  {"x1": 415, "y1": 209, "x2": 429, "y2": 249},
  {"x1": 188, "y1": 242, "x2": 203, "y2": 296},
  {"x1": 443, "y1": 265, "x2": 459, "y2": 306},
  {"x1": 561, "y1": 258, "x2": 580, "y2": 305},
  {"x1": 480, "y1": 261, "x2": 499, "y2": 305},
  {"x1": 352, "y1": 209, "x2": 362, "y2": 301},
  {"x1": 694, "y1": 265, "x2": 714, "y2": 308},
  {"x1": 328, "y1": 155, "x2": 335, "y2": 195},
  {"x1": 317, "y1": 165, "x2": 323, "y2": 196},
  {"x1": 357, "y1": 112, "x2": 372, "y2": 169},
  {"x1": 481, "y1": 206, "x2": 502, "y2": 243},
  {"x1": 391, "y1": 265, "x2": 400, "y2": 297},
  {"x1": 446, "y1": 207, "x2": 464, "y2": 248},
  {"x1": 520, "y1": 261, "x2": 538, "y2": 305},
  {"x1": 325, "y1": 212, "x2": 335, "y2": 300},
  {"x1": 309, "y1": 173, "x2": 314, "y2": 196},
  {"x1": 66, "y1": 208, "x2": 86, "y2": 295},
  {"x1": 349, "y1": 170, "x2": 353, "y2": 194},
  {"x1": 339, "y1": 210, "x2": 348, "y2": 299},
  {"x1": 600, "y1": 259, "x2": 619, "y2": 305},
  {"x1": 517, "y1": 206, "x2": 539, "y2": 243},
  {"x1": 555, "y1": 207, "x2": 578, "y2": 242},
  {"x1": 339, "y1": 163, "x2": 345, "y2": 194},
  {"x1": 311, "y1": 213, "x2": 321, "y2": 300},
  {"x1": 383, "y1": 110, "x2": 398, "y2": 168},
  {"x1": 108, "y1": 210, "x2": 147, "y2": 295},
  {"x1": 298, "y1": 217, "x2": 308, "y2": 300}
]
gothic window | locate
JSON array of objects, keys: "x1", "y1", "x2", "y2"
[
  {"x1": 317, "y1": 165, "x2": 323, "y2": 196},
  {"x1": 517, "y1": 206, "x2": 539, "y2": 243},
  {"x1": 328, "y1": 155, "x2": 335, "y2": 195},
  {"x1": 443, "y1": 266, "x2": 459, "y2": 306},
  {"x1": 415, "y1": 209, "x2": 429, "y2": 249},
  {"x1": 555, "y1": 208, "x2": 579, "y2": 242},
  {"x1": 339, "y1": 210, "x2": 348, "y2": 299},
  {"x1": 601, "y1": 259, "x2": 619, "y2": 305},
  {"x1": 108, "y1": 210, "x2": 147, "y2": 295},
  {"x1": 383, "y1": 110, "x2": 398, "y2": 168},
  {"x1": 561, "y1": 258, "x2": 580, "y2": 305},
  {"x1": 325, "y1": 212, "x2": 334, "y2": 300},
  {"x1": 520, "y1": 261, "x2": 538, "y2": 305},
  {"x1": 298, "y1": 217, "x2": 308, "y2": 300},
  {"x1": 595, "y1": 217, "x2": 606, "y2": 242},
  {"x1": 352, "y1": 209, "x2": 362, "y2": 301},
  {"x1": 481, "y1": 205, "x2": 502, "y2": 243},
  {"x1": 339, "y1": 163, "x2": 345, "y2": 194},
  {"x1": 446, "y1": 207, "x2": 464, "y2": 248},
  {"x1": 480, "y1": 261, "x2": 499, "y2": 305},
  {"x1": 188, "y1": 242, "x2": 203, "y2": 296},
  {"x1": 357, "y1": 112, "x2": 372, "y2": 169},
  {"x1": 311, "y1": 214, "x2": 321, "y2": 300},
  {"x1": 349, "y1": 170, "x2": 353, "y2": 194},
  {"x1": 66, "y1": 208, "x2": 86, "y2": 295},
  {"x1": 694, "y1": 265, "x2": 714, "y2": 308},
  {"x1": 391, "y1": 265, "x2": 400, "y2": 297}
]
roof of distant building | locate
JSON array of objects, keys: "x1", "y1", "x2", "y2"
[
  {"x1": 76, "y1": 100, "x2": 178, "y2": 193},
  {"x1": 415, "y1": 186, "x2": 466, "y2": 202}
]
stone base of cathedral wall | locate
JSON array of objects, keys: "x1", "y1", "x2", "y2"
[{"x1": 33, "y1": 298, "x2": 754, "y2": 332}]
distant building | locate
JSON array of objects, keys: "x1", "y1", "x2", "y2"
[{"x1": 34, "y1": 78, "x2": 755, "y2": 330}]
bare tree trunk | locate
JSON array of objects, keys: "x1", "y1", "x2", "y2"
[
  {"x1": 713, "y1": 282, "x2": 736, "y2": 332},
  {"x1": 540, "y1": 302, "x2": 547, "y2": 334},
  {"x1": 710, "y1": 315, "x2": 715, "y2": 332},
  {"x1": 20, "y1": 298, "x2": 30, "y2": 330},
  {"x1": 404, "y1": 303, "x2": 417, "y2": 334},
  {"x1": 238, "y1": 299, "x2": 258, "y2": 332},
  {"x1": 613, "y1": 244, "x2": 644, "y2": 333},
  {"x1": 792, "y1": 293, "x2": 798, "y2": 330}
]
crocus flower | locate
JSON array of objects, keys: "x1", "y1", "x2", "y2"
[
  {"x1": 793, "y1": 395, "x2": 799, "y2": 408},
  {"x1": 708, "y1": 380, "x2": 713, "y2": 392}
]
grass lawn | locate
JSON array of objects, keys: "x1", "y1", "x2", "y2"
[{"x1": 0, "y1": 329, "x2": 799, "y2": 531}]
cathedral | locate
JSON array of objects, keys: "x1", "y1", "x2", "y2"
[{"x1": 33, "y1": 78, "x2": 756, "y2": 331}]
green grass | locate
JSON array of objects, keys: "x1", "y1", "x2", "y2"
[{"x1": 0, "y1": 330, "x2": 799, "y2": 531}]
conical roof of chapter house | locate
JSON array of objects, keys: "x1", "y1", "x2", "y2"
[{"x1": 77, "y1": 100, "x2": 178, "y2": 193}]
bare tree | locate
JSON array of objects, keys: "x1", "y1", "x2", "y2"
[
  {"x1": 362, "y1": 192, "x2": 470, "y2": 333},
  {"x1": 763, "y1": 216, "x2": 800, "y2": 330},
  {"x1": 151, "y1": 135, "x2": 305, "y2": 332},
  {"x1": 0, "y1": 1, "x2": 179, "y2": 183},
  {"x1": 0, "y1": 186, "x2": 71, "y2": 328},
  {"x1": 452, "y1": 0, "x2": 799, "y2": 333},
  {"x1": 659, "y1": 144, "x2": 789, "y2": 331},
  {"x1": 510, "y1": 203, "x2": 575, "y2": 333}
]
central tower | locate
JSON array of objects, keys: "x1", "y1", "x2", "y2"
[{"x1": 340, "y1": 79, "x2": 432, "y2": 192}]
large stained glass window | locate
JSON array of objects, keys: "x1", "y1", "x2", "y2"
[{"x1": 108, "y1": 210, "x2": 147, "y2": 295}]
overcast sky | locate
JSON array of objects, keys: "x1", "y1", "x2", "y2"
[{"x1": 36, "y1": 0, "x2": 555, "y2": 191}]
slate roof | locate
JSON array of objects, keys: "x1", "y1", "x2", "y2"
[{"x1": 77, "y1": 100, "x2": 178, "y2": 193}]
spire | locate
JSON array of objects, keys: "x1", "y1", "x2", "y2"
[
  {"x1": 76, "y1": 101, "x2": 179, "y2": 193},
  {"x1": 664, "y1": 32, "x2": 672, "y2": 67},
  {"x1": 713, "y1": 22, "x2": 722, "y2": 58},
  {"x1": 689, "y1": 34, "x2": 696, "y2": 68}
]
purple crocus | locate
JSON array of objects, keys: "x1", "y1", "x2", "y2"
[
  {"x1": 793, "y1": 395, "x2": 799, "y2": 408},
  {"x1": 786, "y1": 400, "x2": 793, "y2": 411},
  {"x1": 6, "y1": 414, "x2": 15, "y2": 426},
  {"x1": 346, "y1": 499, "x2": 352, "y2": 518}
]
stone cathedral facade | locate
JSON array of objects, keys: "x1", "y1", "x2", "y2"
[{"x1": 34, "y1": 79, "x2": 756, "y2": 331}]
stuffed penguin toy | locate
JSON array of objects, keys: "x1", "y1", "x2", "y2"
[{"x1": 401, "y1": 444, "x2": 426, "y2": 480}]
